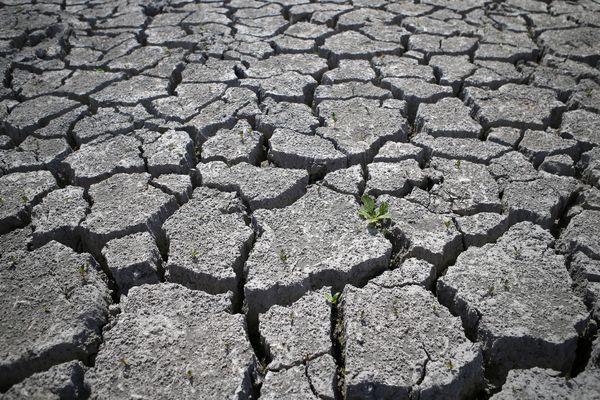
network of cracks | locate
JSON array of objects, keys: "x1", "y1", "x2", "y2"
[{"x1": 1, "y1": 0, "x2": 600, "y2": 398}]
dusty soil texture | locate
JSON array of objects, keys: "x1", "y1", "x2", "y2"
[{"x1": 1, "y1": 0, "x2": 600, "y2": 399}]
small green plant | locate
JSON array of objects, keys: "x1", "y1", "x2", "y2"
[
  {"x1": 446, "y1": 360, "x2": 454, "y2": 370},
  {"x1": 95, "y1": 67, "x2": 104, "y2": 72},
  {"x1": 443, "y1": 219, "x2": 452, "y2": 230},
  {"x1": 8, "y1": 254, "x2": 17, "y2": 268},
  {"x1": 455, "y1": 159, "x2": 461, "y2": 169},
  {"x1": 185, "y1": 369, "x2": 193, "y2": 383},
  {"x1": 118, "y1": 357, "x2": 129, "y2": 367},
  {"x1": 239, "y1": 130, "x2": 245, "y2": 143},
  {"x1": 331, "y1": 112, "x2": 337, "y2": 124},
  {"x1": 191, "y1": 249, "x2": 199, "y2": 260},
  {"x1": 20, "y1": 195, "x2": 28, "y2": 204},
  {"x1": 78, "y1": 264, "x2": 86, "y2": 277},
  {"x1": 324, "y1": 292, "x2": 340, "y2": 304},
  {"x1": 358, "y1": 194, "x2": 391, "y2": 225},
  {"x1": 278, "y1": 249, "x2": 289, "y2": 263}
]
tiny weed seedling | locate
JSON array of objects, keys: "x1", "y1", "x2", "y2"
[
  {"x1": 20, "y1": 195, "x2": 28, "y2": 204},
  {"x1": 324, "y1": 292, "x2": 340, "y2": 305},
  {"x1": 331, "y1": 112, "x2": 337, "y2": 124},
  {"x1": 8, "y1": 254, "x2": 17, "y2": 268},
  {"x1": 443, "y1": 219, "x2": 452, "y2": 230},
  {"x1": 191, "y1": 249, "x2": 199, "y2": 261},
  {"x1": 446, "y1": 360, "x2": 454, "y2": 370},
  {"x1": 454, "y1": 159, "x2": 461, "y2": 169},
  {"x1": 278, "y1": 249, "x2": 289, "y2": 263},
  {"x1": 78, "y1": 264, "x2": 86, "y2": 278},
  {"x1": 118, "y1": 357, "x2": 129, "y2": 367},
  {"x1": 186, "y1": 369, "x2": 194, "y2": 384},
  {"x1": 358, "y1": 194, "x2": 391, "y2": 226},
  {"x1": 95, "y1": 67, "x2": 104, "y2": 73}
]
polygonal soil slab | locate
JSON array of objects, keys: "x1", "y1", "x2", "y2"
[
  {"x1": 381, "y1": 195, "x2": 463, "y2": 268},
  {"x1": 4, "y1": 96, "x2": 80, "y2": 142},
  {"x1": 317, "y1": 98, "x2": 408, "y2": 165},
  {"x1": 558, "y1": 210, "x2": 600, "y2": 260},
  {"x1": 245, "y1": 186, "x2": 391, "y2": 320},
  {"x1": 0, "y1": 171, "x2": 57, "y2": 234},
  {"x1": 1, "y1": 361, "x2": 87, "y2": 400},
  {"x1": 269, "y1": 128, "x2": 347, "y2": 177},
  {"x1": 61, "y1": 135, "x2": 145, "y2": 186},
  {"x1": 260, "y1": 288, "x2": 331, "y2": 371},
  {"x1": 490, "y1": 368, "x2": 600, "y2": 400},
  {"x1": 81, "y1": 173, "x2": 178, "y2": 255},
  {"x1": 365, "y1": 160, "x2": 428, "y2": 197},
  {"x1": 201, "y1": 120, "x2": 264, "y2": 166},
  {"x1": 342, "y1": 283, "x2": 484, "y2": 399},
  {"x1": 465, "y1": 83, "x2": 565, "y2": 130},
  {"x1": 320, "y1": 31, "x2": 402, "y2": 63},
  {"x1": 163, "y1": 187, "x2": 253, "y2": 300},
  {"x1": 0, "y1": 241, "x2": 110, "y2": 391},
  {"x1": 261, "y1": 355, "x2": 337, "y2": 400},
  {"x1": 30, "y1": 186, "x2": 88, "y2": 248},
  {"x1": 198, "y1": 161, "x2": 309, "y2": 211},
  {"x1": 502, "y1": 174, "x2": 578, "y2": 229},
  {"x1": 87, "y1": 283, "x2": 256, "y2": 399},
  {"x1": 102, "y1": 232, "x2": 161, "y2": 294},
  {"x1": 428, "y1": 158, "x2": 501, "y2": 215},
  {"x1": 416, "y1": 97, "x2": 482, "y2": 139},
  {"x1": 142, "y1": 130, "x2": 196, "y2": 175},
  {"x1": 438, "y1": 222, "x2": 589, "y2": 381}
]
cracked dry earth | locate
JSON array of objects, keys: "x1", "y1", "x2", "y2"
[{"x1": 2, "y1": 1, "x2": 600, "y2": 400}]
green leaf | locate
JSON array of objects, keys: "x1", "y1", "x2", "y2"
[{"x1": 361, "y1": 194, "x2": 375, "y2": 213}]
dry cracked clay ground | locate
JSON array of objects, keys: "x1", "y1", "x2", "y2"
[{"x1": 2, "y1": 0, "x2": 600, "y2": 399}]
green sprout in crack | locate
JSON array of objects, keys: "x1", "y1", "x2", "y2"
[
  {"x1": 358, "y1": 194, "x2": 391, "y2": 226},
  {"x1": 446, "y1": 360, "x2": 454, "y2": 370},
  {"x1": 20, "y1": 195, "x2": 28, "y2": 204},
  {"x1": 278, "y1": 249, "x2": 289, "y2": 263},
  {"x1": 324, "y1": 292, "x2": 340, "y2": 305},
  {"x1": 78, "y1": 264, "x2": 86, "y2": 277},
  {"x1": 455, "y1": 159, "x2": 462, "y2": 169},
  {"x1": 191, "y1": 249, "x2": 199, "y2": 260},
  {"x1": 331, "y1": 112, "x2": 337, "y2": 124},
  {"x1": 95, "y1": 67, "x2": 104, "y2": 72}
]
